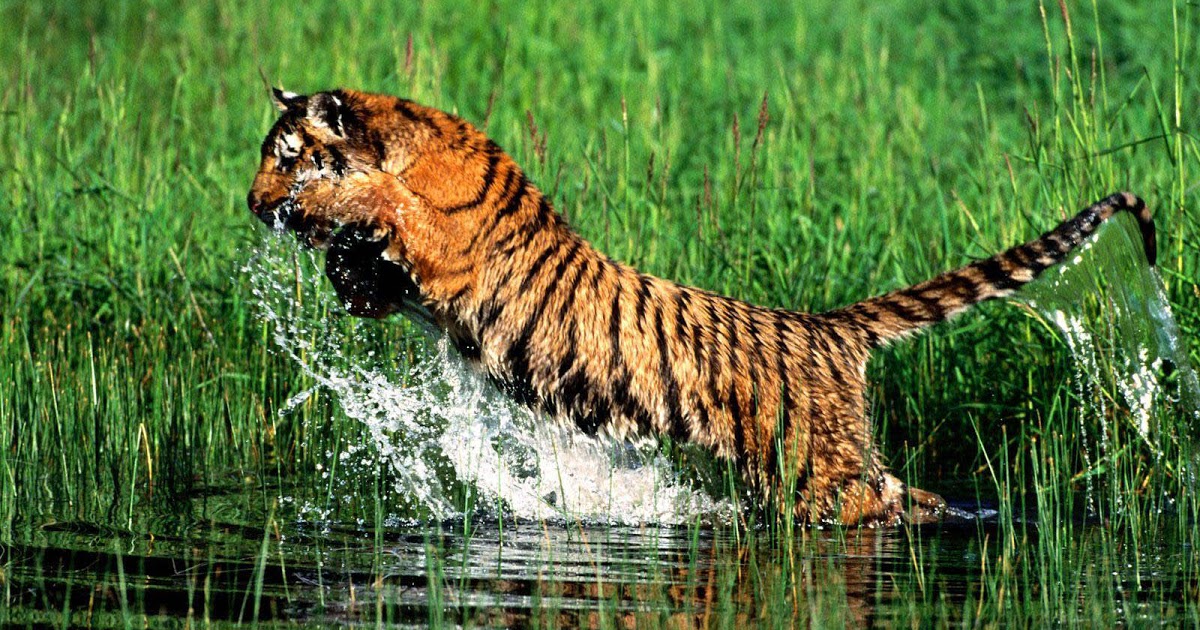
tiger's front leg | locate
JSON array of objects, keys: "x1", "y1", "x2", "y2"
[
  {"x1": 297, "y1": 171, "x2": 469, "y2": 321},
  {"x1": 289, "y1": 170, "x2": 423, "y2": 318},
  {"x1": 287, "y1": 170, "x2": 420, "y2": 253}
]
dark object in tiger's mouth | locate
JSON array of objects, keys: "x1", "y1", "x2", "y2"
[{"x1": 324, "y1": 228, "x2": 420, "y2": 319}]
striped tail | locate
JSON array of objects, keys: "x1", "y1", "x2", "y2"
[{"x1": 824, "y1": 192, "x2": 1155, "y2": 348}]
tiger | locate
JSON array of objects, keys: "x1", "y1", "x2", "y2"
[{"x1": 247, "y1": 87, "x2": 1156, "y2": 526}]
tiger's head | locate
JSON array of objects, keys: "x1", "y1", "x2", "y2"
[
  {"x1": 249, "y1": 88, "x2": 549, "y2": 319},
  {"x1": 249, "y1": 88, "x2": 532, "y2": 249},
  {"x1": 247, "y1": 88, "x2": 398, "y2": 246}
]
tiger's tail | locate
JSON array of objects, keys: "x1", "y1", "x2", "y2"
[{"x1": 823, "y1": 192, "x2": 1155, "y2": 348}]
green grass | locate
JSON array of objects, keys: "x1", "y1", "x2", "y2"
[{"x1": 2, "y1": 0, "x2": 1199, "y2": 625}]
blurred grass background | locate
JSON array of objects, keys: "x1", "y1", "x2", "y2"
[{"x1": 0, "y1": 0, "x2": 1196, "y2": 532}]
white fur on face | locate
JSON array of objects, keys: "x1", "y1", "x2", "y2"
[{"x1": 276, "y1": 133, "x2": 302, "y2": 159}]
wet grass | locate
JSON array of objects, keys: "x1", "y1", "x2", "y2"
[{"x1": 2, "y1": 0, "x2": 1199, "y2": 625}]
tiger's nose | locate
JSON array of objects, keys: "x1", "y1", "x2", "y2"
[{"x1": 247, "y1": 191, "x2": 264, "y2": 214}]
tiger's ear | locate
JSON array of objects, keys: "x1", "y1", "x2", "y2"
[
  {"x1": 307, "y1": 92, "x2": 346, "y2": 137},
  {"x1": 271, "y1": 87, "x2": 306, "y2": 113}
]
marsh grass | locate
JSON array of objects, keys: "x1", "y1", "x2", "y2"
[{"x1": 2, "y1": 0, "x2": 1199, "y2": 625}]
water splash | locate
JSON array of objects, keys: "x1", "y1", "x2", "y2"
[
  {"x1": 1020, "y1": 211, "x2": 1200, "y2": 508},
  {"x1": 245, "y1": 236, "x2": 736, "y2": 525}
]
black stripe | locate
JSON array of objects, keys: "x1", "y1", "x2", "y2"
[
  {"x1": 674, "y1": 290, "x2": 692, "y2": 347},
  {"x1": 460, "y1": 168, "x2": 519, "y2": 255},
  {"x1": 489, "y1": 191, "x2": 549, "y2": 252},
  {"x1": 449, "y1": 119, "x2": 472, "y2": 149},
  {"x1": 1013, "y1": 244, "x2": 1051, "y2": 276},
  {"x1": 495, "y1": 208, "x2": 551, "y2": 258},
  {"x1": 693, "y1": 395, "x2": 712, "y2": 447},
  {"x1": 767, "y1": 316, "x2": 793, "y2": 484},
  {"x1": 899, "y1": 289, "x2": 947, "y2": 321},
  {"x1": 975, "y1": 257, "x2": 1019, "y2": 291},
  {"x1": 394, "y1": 100, "x2": 442, "y2": 136},
  {"x1": 690, "y1": 319, "x2": 706, "y2": 372},
  {"x1": 533, "y1": 196, "x2": 552, "y2": 224},
  {"x1": 329, "y1": 90, "x2": 363, "y2": 134},
  {"x1": 805, "y1": 395, "x2": 823, "y2": 471},
  {"x1": 1005, "y1": 245, "x2": 1034, "y2": 270},
  {"x1": 446, "y1": 285, "x2": 471, "y2": 304},
  {"x1": 477, "y1": 297, "x2": 506, "y2": 335},
  {"x1": 655, "y1": 307, "x2": 687, "y2": 440},
  {"x1": 327, "y1": 146, "x2": 348, "y2": 177},
  {"x1": 811, "y1": 325, "x2": 844, "y2": 385},
  {"x1": 724, "y1": 304, "x2": 741, "y2": 376},
  {"x1": 544, "y1": 241, "x2": 583, "y2": 299},
  {"x1": 370, "y1": 137, "x2": 387, "y2": 164},
  {"x1": 557, "y1": 257, "x2": 591, "y2": 320},
  {"x1": 878, "y1": 296, "x2": 925, "y2": 322},
  {"x1": 724, "y1": 306, "x2": 745, "y2": 458},
  {"x1": 744, "y1": 311, "x2": 764, "y2": 418},
  {"x1": 704, "y1": 300, "x2": 723, "y2": 419},
  {"x1": 611, "y1": 372, "x2": 655, "y2": 436},
  {"x1": 820, "y1": 315, "x2": 846, "y2": 348},
  {"x1": 591, "y1": 258, "x2": 610, "y2": 291},
  {"x1": 943, "y1": 272, "x2": 982, "y2": 301},
  {"x1": 606, "y1": 278, "x2": 653, "y2": 435},
  {"x1": 298, "y1": 128, "x2": 316, "y2": 147},
  {"x1": 476, "y1": 167, "x2": 524, "y2": 235},
  {"x1": 619, "y1": 376, "x2": 657, "y2": 434},
  {"x1": 497, "y1": 172, "x2": 529, "y2": 218},
  {"x1": 554, "y1": 320, "x2": 580, "y2": 400},
  {"x1": 552, "y1": 323, "x2": 601, "y2": 432},
  {"x1": 609, "y1": 278, "x2": 624, "y2": 367},
  {"x1": 444, "y1": 152, "x2": 502, "y2": 214},
  {"x1": 634, "y1": 276, "x2": 652, "y2": 332},
  {"x1": 855, "y1": 304, "x2": 881, "y2": 322},
  {"x1": 517, "y1": 240, "x2": 563, "y2": 294},
  {"x1": 732, "y1": 401, "x2": 746, "y2": 462},
  {"x1": 1040, "y1": 232, "x2": 1069, "y2": 256}
]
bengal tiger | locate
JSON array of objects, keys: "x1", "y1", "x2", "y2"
[{"x1": 247, "y1": 88, "x2": 1156, "y2": 526}]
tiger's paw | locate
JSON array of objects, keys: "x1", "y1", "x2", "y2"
[{"x1": 904, "y1": 486, "x2": 947, "y2": 525}]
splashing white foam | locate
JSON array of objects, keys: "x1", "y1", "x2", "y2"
[
  {"x1": 1022, "y1": 211, "x2": 1200, "y2": 505},
  {"x1": 245, "y1": 237, "x2": 736, "y2": 525}
]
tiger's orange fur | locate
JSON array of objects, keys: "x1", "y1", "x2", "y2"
[{"x1": 248, "y1": 88, "x2": 1155, "y2": 525}]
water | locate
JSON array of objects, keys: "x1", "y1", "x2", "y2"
[
  {"x1": 1020, "y1": 212, "x2": 1200, "y2": 511},
  {"x1": 3, "y1": 495, "x2": 1196, "y2": 626},
  {"x1": 4, "y1": 217, "x2": 1197, "y2": 626},
  {"x1": 244, "y1": 239, "x2": 736, "y2": 526}
]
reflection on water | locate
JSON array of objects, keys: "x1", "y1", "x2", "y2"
[{"x1": 1, "y1": 490, "x2": 1197, "y2": 627}]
